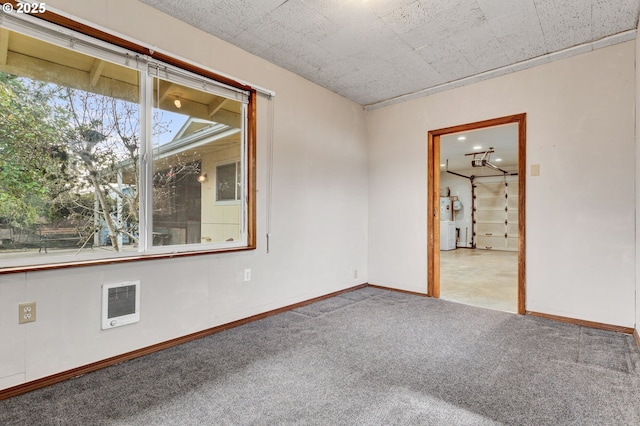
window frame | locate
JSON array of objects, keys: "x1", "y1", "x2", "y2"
[
  {"x1": 0, "y1": 8, "x2": 257, "y2": 275},
  {"x1": 215, "y1": 159, "x2": 242, "y2": 204}
]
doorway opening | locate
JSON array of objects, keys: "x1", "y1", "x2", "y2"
[{"x1": 427, "y1": 114, "x2": 526, "y2": 314}]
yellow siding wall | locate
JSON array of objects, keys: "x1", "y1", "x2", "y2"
[{"x1": 200, "y1": 142, "x2": 241, "y2": 243}]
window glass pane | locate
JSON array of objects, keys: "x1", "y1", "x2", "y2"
[
  {"x1": 151, "y1": 78, "x2": 244, "y2": 246},
  {"x1": 0, "y1": 29, "x2": 140, "y2": 262},
  {"x1": 0, "y1": 19, "x2": 253, "y2": 270},
  {"x1": 216, "y1": 162, "x2": 237, "y2": 202}
]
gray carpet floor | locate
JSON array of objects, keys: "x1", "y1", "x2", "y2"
[{"x1": 2, "y1": 286, "x2": 640, "y2": 425}]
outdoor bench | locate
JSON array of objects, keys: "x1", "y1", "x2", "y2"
[{"x1": 39, "y1": 228, "x2": 93, "y2": 253}]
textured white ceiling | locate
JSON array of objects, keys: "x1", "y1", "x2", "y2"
[{"x1": 140, "y1": 0, "x2": 640, "y2": 107}]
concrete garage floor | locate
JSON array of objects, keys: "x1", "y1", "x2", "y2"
[{"x1": 440, "y1": 248, "x2": 518, "y2": 313}]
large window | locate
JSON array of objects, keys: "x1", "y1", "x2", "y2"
[{"x1": 0, "y1": 14, "x2": 253, "y2": 270}]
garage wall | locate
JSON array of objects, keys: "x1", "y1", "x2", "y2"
[
  {"x1": 440, "y1": 173, "x2": 473, "y2": 248},
  {"x1": 0, "y1": 0, "x2": 369, "y2": 391},
  {"x1": 368, "y1": 41, "x2": 636, "y2": 327},
  {"x1": 636, "y1": 22, "x2": 640, "y2": 335}
]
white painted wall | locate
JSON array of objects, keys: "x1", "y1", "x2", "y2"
[
  {"x1": 0, "y1": 0, "x2": 369, "y2": 391},
  {"x1": 636, "y1": 23, "x2": 640, "y2": 334},
  {"x1": 368, "y1": 41, "x2": 636, "y2": 327}
]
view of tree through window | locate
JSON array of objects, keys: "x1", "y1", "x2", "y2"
[
  {"x1": 0, "y1": 24, "x2": 248, "y2": 267},
  {"x1": 0, "y1": 50, "x2": 141, "y2": 256}
]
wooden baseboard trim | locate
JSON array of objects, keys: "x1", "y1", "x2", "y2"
[
  {"x1": 367, "y1": 283, "x2": 429, "y2": 298},
  {"x1": 634, "y1": 329, "x2": 640, "y2": 349},
  {"x1": 527, "y1": 311, "x2": 634, "y2": 334},
  {"x1": 0, "y1": 283, "x2": 368, "y2": 400}
]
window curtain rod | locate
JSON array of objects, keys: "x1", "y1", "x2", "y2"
[
  {"x1": 0, "y1": 7, "x2": 276, "y2": 99},
  {"x1": 144, "y1": 46, "x2": 275, "y2": 99},
  {"x1": 0, "y1": 9, "x2": 147, "y2": 72},
  {"x1": 147, "y1": 62, "x2": 249, "y2": 103}
]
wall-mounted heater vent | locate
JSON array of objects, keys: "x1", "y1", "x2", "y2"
[{"x1": 101, "y1": 281, "x2": 140, "y2": 330}]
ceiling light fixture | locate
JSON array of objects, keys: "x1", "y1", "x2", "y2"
[
  {"x1": 457, "y1": 136, "x2": 466, "y2": 141},
  {"x1": 473, "y1": 145, "x2": 482, "y2": 150},
  {"x1": 174, "y1": 97, "x2": 182, "y2": 108}
]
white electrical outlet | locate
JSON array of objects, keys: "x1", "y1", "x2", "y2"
[
  {"x1": 19, "y1": 302, "x2": 36, "y2": 324},
  {"x1": 244, "y1": 268, "x2": 251, "y2": 282}
]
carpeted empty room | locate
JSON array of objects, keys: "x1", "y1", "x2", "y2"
[{"x1": 1, "y1": 287, "x2": 639, "y2": 425}]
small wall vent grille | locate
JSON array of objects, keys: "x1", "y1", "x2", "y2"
[{"x1": 101, "y1": 281, "x2": 140, "y2": 330}]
